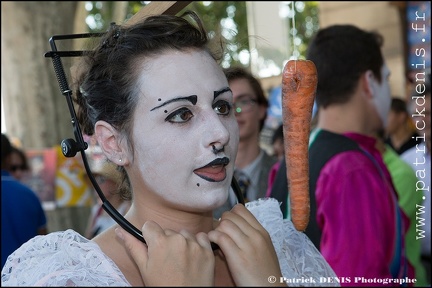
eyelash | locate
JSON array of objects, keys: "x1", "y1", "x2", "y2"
[
  {"x1": 165, "y1": 100, "x2": 232, "y2": 123},
  {"x1": 213, "y1": 100, "x2": 232, "y2": 116}
]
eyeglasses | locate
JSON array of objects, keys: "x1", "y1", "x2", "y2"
[
  {"x1": 10, "y1": 165, "x2": 26, "y2": 172},
  {"x1": 233, "y1": 98, "x2": 258, "y2": 114}
]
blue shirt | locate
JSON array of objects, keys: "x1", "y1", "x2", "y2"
[{"x1": 1, "y1": 170, "x2": 47, "y2": 268}]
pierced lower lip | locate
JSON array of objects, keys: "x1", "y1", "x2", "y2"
[{"x1": 194, "y1": 165, "x2": 227, "y2": 182}]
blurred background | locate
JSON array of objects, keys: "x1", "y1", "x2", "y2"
[{"x1": 1, "y1": 1, "x2": 430, "y2": 233}]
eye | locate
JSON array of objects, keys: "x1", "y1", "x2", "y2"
[
  {"x1": 213, "y1": 100, "x2": 232, "y2": 115},
  {"x1": 165, "y1": 107, "x2": 194, "y2": 123}
]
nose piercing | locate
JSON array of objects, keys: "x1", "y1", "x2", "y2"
[{"x1": 212, "y1": 145, "x2": 224, "y2": 154}]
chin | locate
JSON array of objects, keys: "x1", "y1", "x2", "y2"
[
  {"x1": 202, "y1": 190, "x2": 229, "y2": 210},
  {"x1": 180, "y1": 191, "x2": 229, "y2": 213}
]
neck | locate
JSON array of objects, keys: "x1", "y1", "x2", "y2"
[
  {"x1": 94, "y1": 192, "x2": 218, "y2": 287},
  {"x1": 235, "y1": 139, "x2": 261, "y2": 169},
  {"x1": 126, "y1": 195, "x2": 215, "y2": 236},
  {"x1": 317, "y1": 102, "x2": 371, "y2": 136}
]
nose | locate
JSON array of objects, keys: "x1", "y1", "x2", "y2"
[{"x1": 201, "y1": 114, "x2": 230, "y2": 152}]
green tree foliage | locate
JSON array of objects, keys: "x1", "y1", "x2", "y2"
[
  {"x1": 286, "y1": 1, "x2": 319, "y2": 59},
  {"x1": 184, "y1": 2, "x2": 250, "y2": 69},
  {"x1": 84, "y1": 1, "x2": 318, "y2": 68}
]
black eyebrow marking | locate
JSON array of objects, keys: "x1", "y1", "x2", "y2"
[
  {"x1": 150, "y1": 95, "x2": 197, "y2": 111},
  {"x1": 214, "y1": 87, "x2": 231, "y2": 99}
]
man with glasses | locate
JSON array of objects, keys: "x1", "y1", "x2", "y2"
[{"x1": 213, "y1": 67, "x2": 277, "y2": 218}]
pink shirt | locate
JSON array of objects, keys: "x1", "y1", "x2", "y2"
[
  {"x1": 316, "y1": 132, "x2": 414, "y2": 286},
  {"x1": 265, "y1": 160, "x2": 281, "y2": 198}
]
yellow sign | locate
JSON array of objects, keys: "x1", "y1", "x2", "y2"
[{"x1": 54, "y1": 145, "x2": 93, "y2": 207}]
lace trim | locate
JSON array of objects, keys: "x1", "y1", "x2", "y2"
[
  {"x1": 2, "y1": 198, "x2": 338, "y2": 287},
  {"x1": 247, "y1": 198, "x2": 339, "y2": 287},
  {"x1": 1, "y1": 229, "x2": 129, "y2": 286}
]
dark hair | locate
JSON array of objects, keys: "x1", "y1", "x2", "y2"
[
  {"x1": 222, "y1": 66, "x2": 268, "y2": 131},
  {"x1": 271, "y1": 124, "x2": 284, "y2": 145},
  {"x1": 10, "y1": 146, "x2": 30, "y2": 171},
  {"x1": 74, "y1": 11, "x2": 220, "y2": 199},
  {"x1": 307, "y1": 24, "x2": 384, "y2": 108},
  {"x1": 1, "y1": 133, "x2": 12, "y2": 163}
]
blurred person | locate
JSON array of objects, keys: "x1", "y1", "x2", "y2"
[
  {"x1": 1, "y1": 12, "x2": 338, "y2": 286},
  {"x1": 385, "y1": 97, "x2": 421, "y2": 155},
  {"x1": 401, "y1": 74, "x2": 431, "y2": 285},
  {"x1": 1, "y1": 133, "x2": 47, "y2": 269},
  {"x1": 271, "y1": 124, "x2": 285, "y2": 161},
  {"x1": 7, "y1": 146, "x2": 31, "y2": 181},
  {"x1": 375, "y1": 129, "x2": 428, "y2": 286},
  {"x1": 305, "y1": 24, "x2": 413, "y2": 285},
  {"x1": 213, "y1": 67, "x2": 278, "y2": 218},
  {"x1": 265, "y1": 124, "x2": 284, "y2": 198},
  {"x1": 85, "y1": 160, "x2": 131, "y2": 238}
]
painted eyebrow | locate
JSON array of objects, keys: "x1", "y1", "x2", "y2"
[
  {"x1": 150, "y1": 87, "x2": 231, "y2": 111},
  {"x1": 150, "y1": 95, "x2": 198, "y2": 111},
  {"x1": 214, "y1": 87, "x2": 231, "y2": 99}
]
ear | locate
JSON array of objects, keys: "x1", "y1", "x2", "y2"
[
  {"x1": 94, "y1": 120, "x2": 129, "y2": 166},
  {"x1": 362, "y1": 70, "x2": 376, "y2": 100}
]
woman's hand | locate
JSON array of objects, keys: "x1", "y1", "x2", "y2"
[
  {"x1": 115, "y1": 221, "x2": 215, "y2": 286},
  {"x1": 209, "y1": 204, "x2": 285, "y2": 286}
]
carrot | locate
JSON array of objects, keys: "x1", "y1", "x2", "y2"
[{"x1": 281, "y1": 60, "x2": 317, "y2": 232}]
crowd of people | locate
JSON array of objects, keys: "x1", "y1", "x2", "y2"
[{"x1": 1, "y1": 9, "x2": 430, "y2": 287}]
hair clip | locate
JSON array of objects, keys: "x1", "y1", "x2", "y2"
[{"x1": 101, "y1": 22, "x2": 120, "y2": 49}]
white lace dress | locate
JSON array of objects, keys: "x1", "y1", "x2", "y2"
[{"x1": 1, "y1": 198, "x2": 339, "y2": 286}]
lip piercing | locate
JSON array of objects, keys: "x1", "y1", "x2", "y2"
[{"x1": 212, "y1": 145, "x2": 224, "y2": 154}]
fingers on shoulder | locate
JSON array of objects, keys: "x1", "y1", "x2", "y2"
[{"x1": 224, "y1": 204, "x2": 265, "y2": 232}]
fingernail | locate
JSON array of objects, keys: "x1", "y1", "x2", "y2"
[{"x1": 115, "y1": 228, "x2": 124, "y2": 240}]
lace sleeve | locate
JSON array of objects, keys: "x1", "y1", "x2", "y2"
[
  {"x1": 2, "y1": 200, "x2": 339, "y2": 287},
  {"x1": 1, "y1": 229, "x2": 130, "y2": 286},
  {"x1": 246, "y1": 198, "x2": 340, "y2": 287}
]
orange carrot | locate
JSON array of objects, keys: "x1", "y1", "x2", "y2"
[{"x1": 281, "y1": 60, "x2": 317, "y2": 232}]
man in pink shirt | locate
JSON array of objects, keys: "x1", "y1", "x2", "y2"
[{"x1": 305, "y1": 25, "x2": 414, "y2": 286}]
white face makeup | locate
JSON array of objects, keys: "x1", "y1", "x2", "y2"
[
  {"x1": 370, "y1": 64, "x2": 391, "y2": 127},
  {"x1": 129, "y1": 49, "x2": 239, "y2": 211}
]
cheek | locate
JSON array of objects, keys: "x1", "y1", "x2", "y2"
[
  {"x1": 373, "y1": 81, "x2": 391, "y2": 117},
  {"x1": 386, "y1": 113, "x2": 396, "y2": 127},
  {"x1": 137, "y1": 146, "x2": 182, "y2": 199},
  {"x1": 379, "y1": 84, "x2": 391, "y2": 109},
  {"x1": 138, "y1": 133, "x2": 195, "y2": 181},
  {"x1": 140, "y1": 140, "x2": 179, "y2": 171}
]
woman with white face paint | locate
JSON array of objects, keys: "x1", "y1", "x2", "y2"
[{"x1": 1, "y1": 11, "x2": 337, "y2": 287}]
